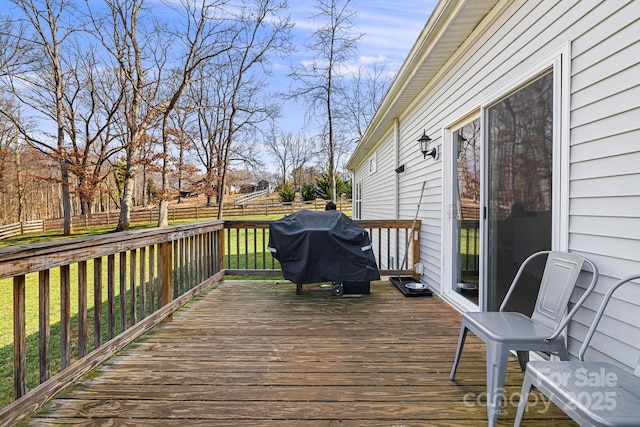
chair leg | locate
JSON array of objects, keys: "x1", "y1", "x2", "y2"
[
  {"x1": 449, "y1": 323, "x2": 468, "y2": 381},
  {"x1": 514, "y1": 372, "x2": 534, "y2": 426},
  {"x1": 517, "y1": 350, "x2": 529, "y2": 372},
  {"x1": 486, "y1": 341, "x2": 510, "y2": 427},
  {"x1": 556, "y1": 344, "x2": 569, "y2": 361}
]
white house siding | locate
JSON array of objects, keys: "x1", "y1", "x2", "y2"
[
  {"x1": 356, "y1": 130, "x2": 398, "y2": 269},
  {"x1": 349, "y1": 0, "x2": 640, "y2": 366},
  {"x1": 564, "y1": 0, "x2": 640, "y2": 368}
]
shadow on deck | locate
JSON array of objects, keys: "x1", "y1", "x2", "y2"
[{"x1": 18, "y1": 280, "x2": 574, "y2": 426}]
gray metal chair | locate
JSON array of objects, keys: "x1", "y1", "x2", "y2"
[
  {"x1": 449, "y1": 250, "x2": 599, "y2": 427},
  {"x1": 515, "y1": 273, "x2": 640, "y2": 427}
]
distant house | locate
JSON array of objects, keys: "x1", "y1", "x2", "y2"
[
  {"x1": 347, "y1": 0, "x2": 640, "y2": 367},
  {"x1": 239, "y1": 184, "x2": 258, "y2": 194}
]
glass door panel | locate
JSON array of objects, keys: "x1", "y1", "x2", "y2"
[
  {"x1": 486, "y1": 71, "x2": 554, "y2": 312},
  {"x1": 453, "y1": 119, "x2": 481, "y2": 304}
]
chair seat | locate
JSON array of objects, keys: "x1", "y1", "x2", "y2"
[
  {"x1": 525, "y1": 361, "x2": 640, "y2": 426},
  {"x1": 464, "y1": 311, "x2": 560, "y2": 343}
]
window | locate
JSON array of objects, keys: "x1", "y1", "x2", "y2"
[{"x1": 354, "y1": 180, "x2": 362, "y2": 219}]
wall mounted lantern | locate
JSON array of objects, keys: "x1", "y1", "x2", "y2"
[{"x1": 418, "y1": 130, "x2": 439, "y2": 160}]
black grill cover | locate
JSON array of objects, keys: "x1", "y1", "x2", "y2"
[{"x1": 268, "y1": 210, "x2": 380, "y2": 285}]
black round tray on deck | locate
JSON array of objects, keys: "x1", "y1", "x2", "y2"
[{"x1": 390, "y1": 276, "x2": 433, "y2": 297}]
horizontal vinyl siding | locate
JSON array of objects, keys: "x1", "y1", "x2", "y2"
[
  {"x1": 566, "y1": 0, "x2": 640, "y2": 367},
  {"x1": 362, "y1": 131, "x2": 396, "y2": 220}
]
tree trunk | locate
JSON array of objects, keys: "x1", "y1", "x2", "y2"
[
  {"x1": 158, "y1": 199, "x2": 169, "y2": 227},
  {"x1": 15, "y1": 138, "x2": 25, "y2": 223},
  {"x1": 116, "y1": 167, "x2": 135, "y2": 232}
]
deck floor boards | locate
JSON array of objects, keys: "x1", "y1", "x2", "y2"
[{"x1": 19, "y1": 280, "x2": 575, "y2": 426}]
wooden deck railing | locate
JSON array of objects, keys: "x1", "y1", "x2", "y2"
[
  {"x1": 0, "y1": 218, "x2": 419, "y2": 425},
  {"x1": 223, "y1": 219, "x2": 420, "y2": 277}
]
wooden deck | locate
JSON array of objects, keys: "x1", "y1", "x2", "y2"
[{"x1": 18, "y1": 280, "x2": 574, "y2": 426}]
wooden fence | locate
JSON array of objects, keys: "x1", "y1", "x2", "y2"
[
  {"x1": 40, "y1": 198, "x2": 352, "y2": 232},
  {"x1": 0, "y1": 218, "x2": 417, "y2": 425},
  {"x1": 0, "y1": 221, "x2": 45, "y2": 240}
]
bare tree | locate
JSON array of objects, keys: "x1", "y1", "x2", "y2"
[
  {"x1": 2, "y1": 0, "x2": 82, "y2": 235},
  {"x1": 290, "y1": 0, "x2": 360, "y2": 202},
  {"x1": 265, "y1": 129, "x2": 316, "y2": 187},
  {"x1": 0, "y1": 97, "x2": 26, "y2": 223},
  {"x1": 214, "y1": 0, "x2": 293, "y2": 219},
  {"x1": 186, "y1": 66, "x2": 228, "y2": 206},
  {"x1": 341, "y1": 61, "x2": 393, "y2": 139},
  {"x1": 89, "y1": 0, "x2": 164, "y2": 231},
  {"x1": 153, "y1": 0, "x2": 235, "y2": 226},
  {"x1": 63, "y1": 45, "x2": 124, "y2": 216},
  {"x1": 0, "y1": 14, "x2": 33, "y2": 76}
]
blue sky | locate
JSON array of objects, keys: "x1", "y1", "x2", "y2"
[{"x1": 273, "y1": 0, "x2": 437, "y2": 134}]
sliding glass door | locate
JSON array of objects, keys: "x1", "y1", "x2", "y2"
[
  {"x1": 485, "y1": 71, "x2": 554, "y2": 312},
  {"x1": 447, "y1": 70, "x2": 555, "y2": 312}
]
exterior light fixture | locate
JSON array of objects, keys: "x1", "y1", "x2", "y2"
[{"x1": 418, "y1": 130, "x2": 438, "y2": 160}]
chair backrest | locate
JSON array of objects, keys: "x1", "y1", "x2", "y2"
[
  {"x1": 532, "y1": 252, "x2": 590, "y2": 331},
  {"x1": 501, "y1": 251, "x2": 598, "y2": 340},
  {"x1": 579, "y1": 273, "x2": 640, "y2": 362}
]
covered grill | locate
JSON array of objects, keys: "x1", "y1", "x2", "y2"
[{"x1": 268, "y1": 210, "x2": 380, "y2": 295}]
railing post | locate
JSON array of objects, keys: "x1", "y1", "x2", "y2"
[
  {"x1": 13, "y1": 275, "x2": 26, "y2": 399},
  {"x1": 219, "y1": 226, "x2": 226, "y2": 271},
  {"x1": 160, "y1": 241, "x2": 173, "y2": 321},
  {"x1": 412, "y1": 225, "x2": 421, "y2": 277}
]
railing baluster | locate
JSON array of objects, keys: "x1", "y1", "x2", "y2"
[
  {"x1": 189, "y1": 236, "x2": 194, "y2": 287},
  {"x1": 93, "y1": 257, "x2": 102, "y2": 349},
  {"x1": 107, "y1": 254, "x2": 115, "y2": 340},
  {"x1": 130, "y1": 249, "x2": 137, "y2": 325},
  {"x1": 78, "y1": 261, "x2": 88, "y2": 358},
  {"x1": 13, "y1": 274, "x2": 26, "y2": 398},
  {"x1": 139, "y1": 247, "x2": 146, "y2": 320},
  {"x1": 119, "y1": 252, "x2": 127, "y2": 332},
  {"x1": 38, "y1": 270, "x2": 51, "y2": 382},
  {"x1": 235, "y1": 227, "x2": 240, "y2": 269},
  {"x1": 173, "y1": 239, "x2": 180, "y2": 297},
  {"x1": 149, "y1": 245, "x2": 156, "y2": 313},
  {"x1": 60, "y1": 265, "x2": 71, "y2": 370},
  {"x1": 156, "y1": 243, "x2": 162, "y2": 309},
  {"x1": 244, "y1": 228, "x2": 249, "y2": 269}
]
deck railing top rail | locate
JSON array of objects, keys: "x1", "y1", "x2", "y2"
[{"x1": 0, "y1": 221, "x2": 224, "y2": 280}]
